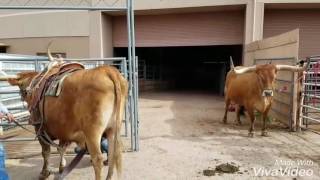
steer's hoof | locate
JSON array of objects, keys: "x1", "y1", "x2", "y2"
[
  {"x1": 222, "y1": 119, "x2": 227, "y2": 124},
  {"x1": 59, "y1": 166, "x2": 65, "y2": 174},
  {"x1": 103, "y1": 159, "x2": 108, "y2": 166},
  {"x1": 236, "y1": 121, "x2": 242, "y2": 126},
  {"x1": 261, "y1": 131, "x2": 269, "y2": 137},
  {"x1": 39, "y1": 170, "x2": 50, "y2": 180},
  {"x1": 248, "y1": 132, "x2": 254, "y2": 138}
]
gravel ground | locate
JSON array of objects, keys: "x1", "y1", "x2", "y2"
[{"x1": 5, "y1": 91, "x2": 320, "y2": 180}]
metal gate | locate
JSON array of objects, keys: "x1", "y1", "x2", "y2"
[
  {"x1": 299, "y1": 56, "x2": 320, "y2": 132},
  {"x1": 0, "y1": 55, "x2": 139, "y2": 152},
  {"x1": 0, "y1": 0, "x2": 139, "y2": 151}
]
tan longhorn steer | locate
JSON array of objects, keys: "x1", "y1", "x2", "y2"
[
  {"x1": 223, "y1": 58, "x2": 308, "y2": 137},
  {"x1": 0, "y1": 54, "x2": 128, "y2": 180}
]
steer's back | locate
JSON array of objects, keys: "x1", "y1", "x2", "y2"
[{"x1": 225, "y1": 70, "x2": 260, "y2": 105}]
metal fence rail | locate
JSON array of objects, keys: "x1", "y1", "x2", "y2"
[
  {"x1": 0, "y1": 55, "x2": 139, "y2": 151},
  {"x1": 0, "y1": 0, "x2": 127, "y2": 10},
  {"x1": 299, "y1": 57, "x2": 320, "y2": 132},
  {"x1": 0, "y1": 0, "x2": 139, "y2": 151}
]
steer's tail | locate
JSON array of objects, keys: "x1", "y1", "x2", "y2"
[
  {"x1": 106, "y1": 66, "x2": 123, "y2": 179},
  {"x1": 230, "y1": 56, "x2": 235, "y2": 70}
]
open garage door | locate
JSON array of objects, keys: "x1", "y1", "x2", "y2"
[
  {"x1": 113, "y1": 11, "x2": 244, "y2": 47},
  {"x1": 244, "y1": 29, "x2": 300, "y2": 131},
  {"x1": 115, "y1": 45, "x2": 243, "y2": 94}
]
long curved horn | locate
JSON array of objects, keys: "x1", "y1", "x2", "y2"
[
  {"x1": 0, "y1": 75, "x2": 18, "y2": 81},
  {"x1": 233, "y1": 65, "x2": 257, "y2": 74},
  {"x1": 47, "y1": 41, "x2": 54, "y2": 61},
  {"x1": 0, "y1": 70, "x2": 17, "y2": 81},
  {"x1": 276, "y1": 58, "x2": 310, "y2": 72},
  {"x1": 230, "y1": 56, "x2": 235, "y2": 70}
]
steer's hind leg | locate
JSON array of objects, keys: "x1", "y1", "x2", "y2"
[
  {"x1": 38, "y1": 139, "x2": 51, "y2": 180},
  {"x1": 58, "y1": 142, "x2": 68, "y2": 173},
  {"x1": 223, "y1": 99, "x2": 231, "y2": 124},
  {"x1": 235, "y1": 105, "x2": 242, "y2": 125},
  {"x1": 106, "y1": 127, "x2": 116, "y2": 180},
  {"x1": 85, "y1": 129, "x2": 104, "y2": 180},
  {"x1": 247, "y1": 108, "x2": 256, "y2": 137}
]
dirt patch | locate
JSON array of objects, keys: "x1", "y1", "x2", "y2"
[
  {"x1": 203, "y1": 162, "x2": 240, "y2": 176},
  {"x1": 203, "y1": 169, "x2": 216, "y2": 176},
  {"x1": 5, "y1": 91, "x2": 320, "y2": 180},
  {"x1": 215, "y1": 163, "x2": 239, "y2": 173}
]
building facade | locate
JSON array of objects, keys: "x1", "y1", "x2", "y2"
[{"x1": 0, "y1": 0, "x2": 319, "y2": 61}]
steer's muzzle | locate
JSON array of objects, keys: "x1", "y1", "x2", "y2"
[{"x1": 262, "y1": 89, "x2": 274, "y2": 97}]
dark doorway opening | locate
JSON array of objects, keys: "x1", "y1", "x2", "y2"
[
  {"x1": 0, "y1": 47, "x2": 7, "y2": 53},
  {"x1": 114, "y1": 45, "x2": 242, "y2": 95}
]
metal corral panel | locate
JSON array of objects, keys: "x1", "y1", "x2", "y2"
[
  {"x1": 113, "y1": 11, "x2": 244, "y2": 47},
  {"x1": 264, "y1": 9, "x2": 320, "y2": 59}
]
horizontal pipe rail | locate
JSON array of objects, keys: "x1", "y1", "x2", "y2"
[
  {"x1": 300, "y1": 115, "x2": 320, "y2": 123},
  {"x1": 0, "y1": 57, "x2": 126, "y2": 62},
  {"x1": 0, "y1": 122, "x2": 29, "y2": 126},
  {"x1": 303, "y1": 94, "x2": 320, "y2": 99},
  {"x1": 8, "y1": 107, "x2": 27, "y2": 111},
  {"x1": 309, "y1": 56, "x2": 320, "y2": 59},
  {"x1": 301, "y1": 104, "x2": 320, "y2": 111},
  {"x1": 302, "y1": 83, "x2": 320, "y2": 86},
  {"x1": 304, "y1": 72, "x2": 320, "y2": 74},
  {"x1": 0, "y1": 137, "x2": 37, "y2": 142},
  {"x1": 0, "y1": 90, "x2": 20, "y2": 94},
  {"x1": 0, "y1": 6, "x2": 127, "y2": 11}
]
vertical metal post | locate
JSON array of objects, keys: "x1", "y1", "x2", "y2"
[
  {"x1": 122, "y1": 58, "x2": 129, "y2": 137},
  {"x1": 134, "y1": 56, "x2": 139, "y2": 150},
  {"x1": 130, "y1": 0, "x2": 139, "y2": 151},
  {"x1": 35, "y1": 59, "x2": 39, "y2": 71},
  {"x1": 127, "y1": 0, "x2": 135, "y2": 151}
]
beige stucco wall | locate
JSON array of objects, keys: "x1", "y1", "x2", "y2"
[
  {"x1": 1, "y1": 0, "x2": 320, "y2": 59},
  {"x1": 0, "y1": 37, "x2": 89, "y2": 58},
  {"x1": 0, "y1": 11, "x2": 89, "y2": 39}
]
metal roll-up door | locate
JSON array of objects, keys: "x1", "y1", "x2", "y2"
[
  {"x1": 113, "y1": 11, "x2": 244, "y2": 47},
  {"x1": 264, "y1": 9, "x2": 320, "y2": 59}
]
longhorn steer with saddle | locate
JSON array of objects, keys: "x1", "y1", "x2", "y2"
[
  {"x1": 223, "y1": 58, "x2": 309, "y2": 137},
  {"x1": 0, "y1": 47, "x2": 128, "y2": 180}
]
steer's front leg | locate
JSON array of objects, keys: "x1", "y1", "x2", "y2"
[
  {"x1": 38, "y1": 138, "x2": 51, "y2": 180},
  {"x1": 261, "y1": 107, "x2": 271, "y2": 137}
]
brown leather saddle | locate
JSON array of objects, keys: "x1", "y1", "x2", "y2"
[{"x1": 28, "y1": 62, "x2": 84, "y2": 124}]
